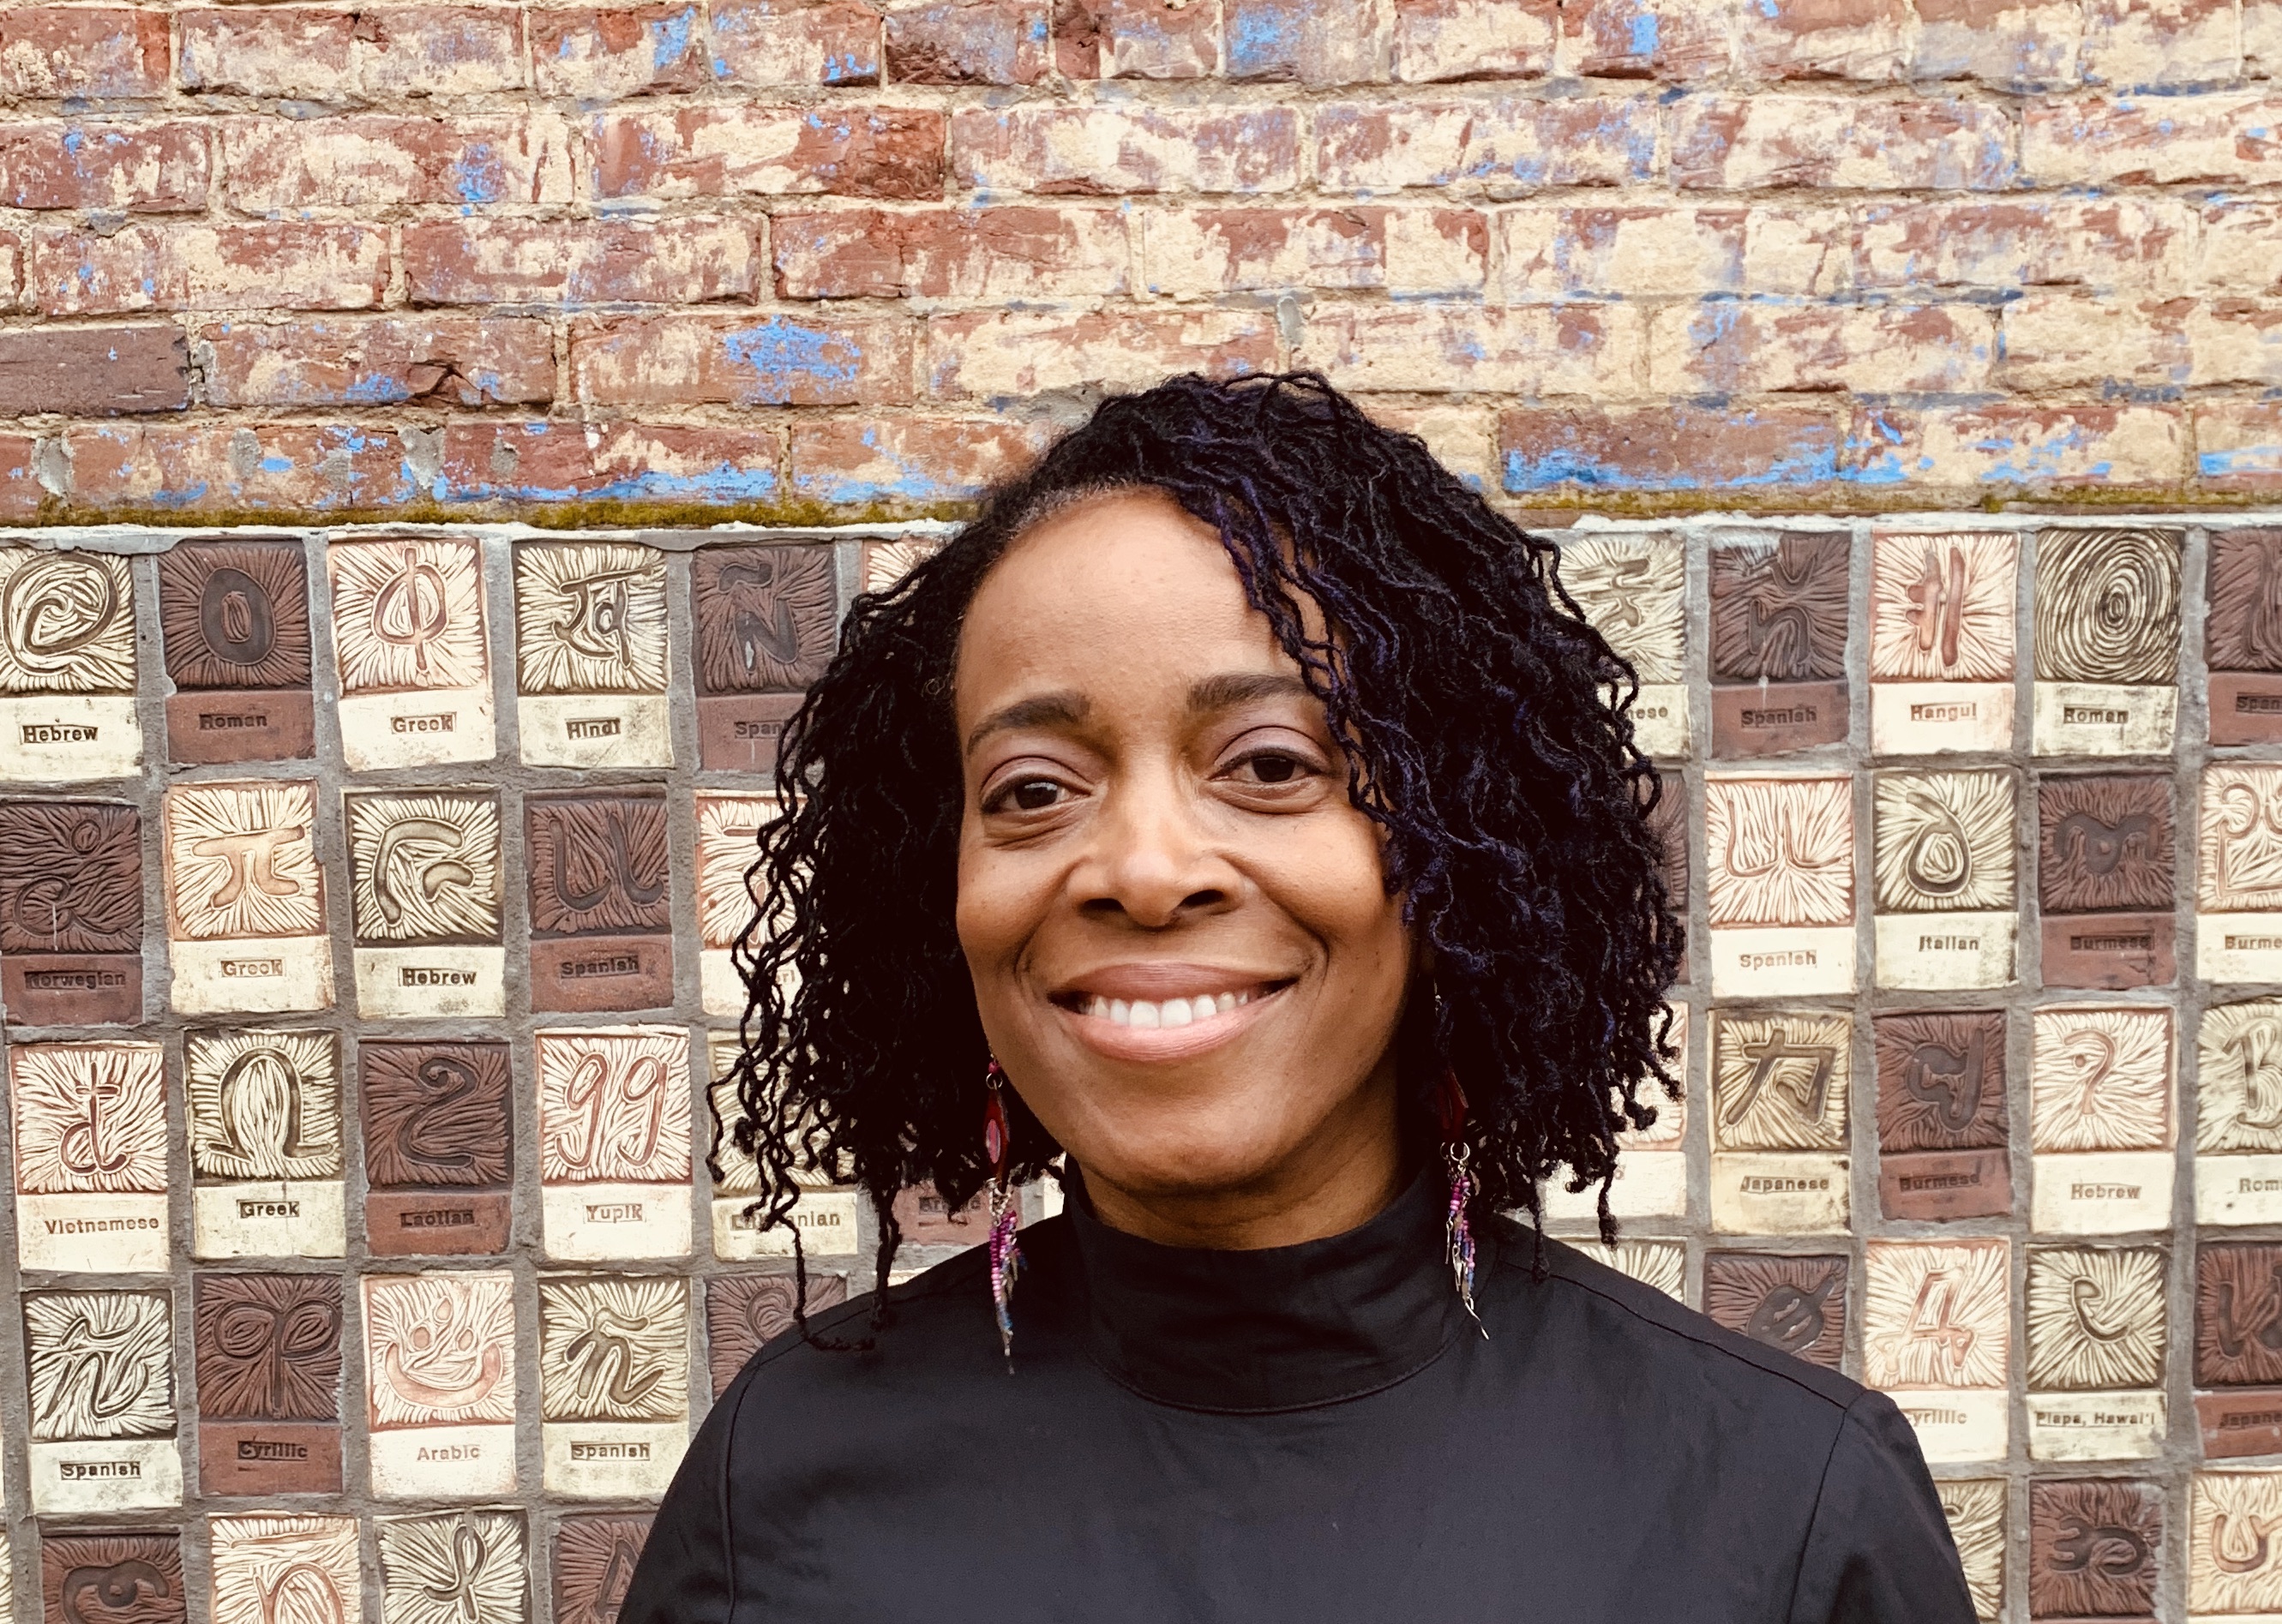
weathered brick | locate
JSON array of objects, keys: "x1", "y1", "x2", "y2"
[
  {"x1": 1227, "y1": 0, "x2": 1388, "y2": 83},
  {"x1": 775, "y1": 206, "x2": 1128, "y2": 299},
  {"x1": 402, "y1": 218, "x2": 758, "y2": 305},
  {"x1": 198, "y1": 315, "x2": 555, "y2": 407},
  {"x1": 1495, "y1": 205, "x2": 1850, "y2": 299},
  {"x1": 0, "y1": 122, "x2": 207, "y2": 212},
  {"x1": 1143, "y1": 207, "x2": 1482, "y2": 296},
  {"x1": 0, "y1": 437, "x2": 40, "y2": 518},
  {"x1": 593, "y1": 106, "x2": 944, "y2": 198},
  {"x1": 0, "y1": 326, "x2": 187, "y2": 416},
  {"x1": 1649, "y1": 303, "x2": 1996, "y2": 397},
  {"x1": 0, "y1": 8, "x2": 169, "y2": 98},
  {"x1": 710, "y1": 0, "x2": 882, "y2": 84},
  {"x1": 1294, "y1": 304, "x2": 1645, "y2": 397},
  {"x1": 2025, "y1": 93, "x2": 2282, "y2": 184},
  {"x1": 788, "y1": 416, "x2": 1048, "y2": 506},
  {"x1": 1734, "y1": 0, "x2": 1912, "y2": 81},
  {"x1": 30, "y1": 223, "x2": 387, "y2": 316},
  {"x1": 1994, "y1": 291, "x2": 2190, "y2": 390},
  {"x1": 2249, "y1": 0, "x2": 2282, "y2": 76},
  {"x1": 1391, "y1": 0, "x2": 1556, "y2": 82},
  {"x1": 531, "y1": 4, "x2": 714, "y2": 97},
  {"x1": 356, "y1": 6, "x2": 527, "y2": 94},
  {"x1": 179, "y1": 9, "x2": 357, "y2": 97},
  {"x1": 927, "y1": 309, "x2": 1276, "y2": 399},
  {"x1": 1359, "y1": 400, "x2": 1498, "y2": 489},
  {"x1": 952, "y1": 106, "x2": 1299, "y2": 195},
  {"x1": 1053, "y1": 0, "x2": 1216, "y2": 78},
  {"x1": 2081, "y1": 0, "x2": 2239, "y2": 88},
  {"x1": 1911, "y1": 0, "x2": 2081, "y2": 87},
  {"x1": 2199, "y1": 201, "x2": 2282, "y2": 292},
  {"x1": 219, "y1": 115, "x2": 574, "y2": 211},
  {"x1": 1315, "y1": 96, "x2": 1658, "y2": 193},
  {"x1": 885, "y1": 0, "x2": 1049, "y2": 83},
  {"x1": 2198, "y1": 399, "x2": 2282, "y2": 487},
  {"x1": 66, "y1": 422, "x2": 412, "y2": 511},
  {"x1": 431, "y1": 420, "x2": 784, "y2": 505},
  {"x1": 1499, "y1": 404, "x2": 1843, "y2": 493},
  {"x1": 1673, "y1": 95, "x2": 2015, "y2": 189},
  {"x1": 1848, "y1": 403, "x2": 2186, "y2": 486},
  {"x1": 1856, "y1": 197, "x2": 2196, "y2": 291},
  {"x1": 1557, "y1": 0, "x2": 1729, "y2": 79},
  {"x1": 570, "y1": 312, "x2": 916, "y2": 405},
  {"x1": 2186, "y1": 301, "x2": 2282, "y2": 387}
]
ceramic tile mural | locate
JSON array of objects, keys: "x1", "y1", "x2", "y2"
[{"x1": 6, "y1": 517, "x2": 2282, "y2": 1618}]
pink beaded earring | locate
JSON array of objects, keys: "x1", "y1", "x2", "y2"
[
  {"x1": 984, "y1": 1058, "x2": 1023, "y2": 1367},
  {"x1": 1436, "y1": 1067, "x2": 1484, "y2": 1333}
]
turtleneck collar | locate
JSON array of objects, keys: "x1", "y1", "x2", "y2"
[{"x1": 1063, "y1": 1161, "x2": 1467, "y2": 1415}]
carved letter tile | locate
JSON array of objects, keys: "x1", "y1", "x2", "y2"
[
  {"x1": 2025, "y1": 1247, "x2": 2168, "y2": 1461},
  {"x1": 2200, "y1": 764, "x2": 2282, "y2": 983},
  {"x1": 2038, "y1": 774, "x2": 2175, "y2": 989},
  {"x1": 24, "y1": 1289, "x2": 181, "y2": 1513},
  {"x1": 160, "y1": 780, "x2": 331, "y2": 1015},
  {"x1": 1938, "y1": 1480, "x2": 2006, "y2": 1621},
  {"x1": 156, "y1": 539, "x2": 315, "y2": 764},
  {"x1": 1708, "y1": 1010, "x2": 1848, "y2": 1233},
  {"x1": 2195, "y1": 1243, "x2": 2282, "y2": 1458},
  {"x1": 2030, "y1": 1005, "x2": 2175, "y2": 1235},
  {"x1": 1871, "y1": 770, "x2": 2018, "y2": 991},
  {"x1": 706, "y1": 1031, "x2": 861, "y2": 1260},
  {"x1": 2206, "y1": 527, "x2": 2282, "y2": 742},
  {"x1": 2190, "y1": 1471, "x2": 2282, "y2": 1614},
  {"x1": 2028, "y1": 1478, "x2": 2159, "y2": 1617},
  {"x1": 514, "y1": 541, "x2": 673, "y2": 769},
  {"x1": 539, "y1": 1276, "x2": 690, "y2": 1499},
  {"x1": 1863, "y1": 1238, "x2": 2012, "y2": 1463},
  {"x1": 209, "y1": 1515, "x2": 357, "y2": 1624},
  {"x1": 378, "y1": 1507, "x2": 528, "y2": 1624},
  {"x1": 192, "y1": 1273, "x2": 344, "y2": 1495},
  {"x1": 1868, "y1": 530, "x2": 2019, "y2": 754},
  {"x1": 2032, "y1": 527, "x2": 2181, "y2": 756},
  {"x1": 536, "y1": 1026, "x2": 694, "y2": 1261},
  {"x1": 42, "y1": 1531, "x2": 185, "y2": 1624},
  {"x1": 1873, "y1": 1010, "x2": 2011, "y2": 1221},
  {"x1": 11, "y1": 1040, "x2": 169, "y2": 1273},
  {"x1": 1708, "y1": 530, "x2": 1850, "y2": 756},
  {"x1": 705, "y1": 1273, "x2": 846, "y2": 1399},
  {"x1": 183, "y1": 1028, "x2": 343, "y2": 1259},
  {"x1": 363, "y1": 1039, "x2": 513, "y2": 1256},
  {"x1": 2200, "y1": 1000, "x2": 2282, "y2": 1227},
  {"x1": 1557, "y1": 534, "x2": 1689, "y2": 758},
  {"x1": 1702, "y1": 773, "x2": 1856, "y2": 996},
  {"x1": 346, "y1": 789, "x2": 506, "y2": 1018},
  {"x1": 0, "y1": 546, "x2": 141, "y2": 782},
  {"x1": 327, "y1": 534, "x2": 496, "y2": 770},
  {"x1": 555, "y1": 1514, "x2": 654, "y2": 1624},
  {"x1": 862, "y1": 539, "x2": 940, "y2": 596},
  {"x1": 363, "y1": 1271, "x2": 518, "y2": 1500},
  {"x1": 527, "y1": 791, "x2": 675, "y2": 1013},
  {"x1": 694, "y1": 543, "x2": 835, "y2": 772},
  {"x1": 1702, "y1": 1253, "x2": 1847, "y2": 1369},
  {"x1": 0, "y1": 799, "x2": 143, "y2": 1025},
  {"x1": 694, "y1": 795, "x2": 773, "y2": 1016}
]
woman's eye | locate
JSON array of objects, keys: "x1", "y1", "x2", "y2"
[
  {"x1": 1231, "y1": 752, "x2": 1307, "y2": 785},
  {"x1": 1008, "y1": 780, "x2": 1063, "y2": 812}
]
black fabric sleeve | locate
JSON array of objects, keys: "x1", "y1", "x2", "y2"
[
  {"x1": 1787, "y1": 1390, "x2": 1979, "y2": 1624},
  {"x1": 617, "y1": 1363, "x2": 753, "y2": 1624}
]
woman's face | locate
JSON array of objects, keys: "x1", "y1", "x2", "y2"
[{"x1": 953, "y1": 489, "x2": 1413, "y2": 1248}]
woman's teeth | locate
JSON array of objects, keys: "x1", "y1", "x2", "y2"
[{"x1": 1085, "y1": 991, "x2": 1249, "y2": 1028}]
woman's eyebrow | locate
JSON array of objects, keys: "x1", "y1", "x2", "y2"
[
  {"x1": 1185, "y1": 673, "x2": 1312, "y2": 715},
  {"x1": 963, "y1": 691, "x2": 1090, "y2": 758}
]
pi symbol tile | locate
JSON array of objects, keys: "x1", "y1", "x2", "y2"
[{"x1": 161, "y1": 780, "x2": 332, "y2": 1015}]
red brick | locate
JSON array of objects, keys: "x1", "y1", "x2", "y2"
[
  {"x1": 1315, "y1": 97, "x2": 1658, "y2": 193},
  {"x1": 570, "y1": 312, "x2": 915, "y2": 405},
  {"x1": 356, "y1": 6, "x2": 527, "y2": 93},
  {"x1": 403, "y1": 218, "x2": 757, "y2": 304},
  {"x1": 1053, "y1": 0, "x2": 1216, "y2": 78},
  {"x1": 1735, "y1": 0, "x2": 1910, "y2": 81},
  {"x1": 1143, "y1": 206, "x2": 1484, "y2": 296},
  {"x1": 774, "y1": 206, "x2": 1127, "y2": 298},
  {"x1": 0, "y1": 326, "x2": 187, "y2": 415},
  {"x1": 178, "y1": 9, "x2": 357, "y2": 96},
  {"x1": 1298, "y1": 303, "x2": 1642, "y2": 396},
  {"x1": 2199, "y1": 399, "x2": 2282, "y2": 488},
  {"x1": 66, "y1": 422, "x2": 412, "y2": 512},
  {"x1": 0, "y1": 9, "x2": 169, "y2": 98},
  {"x1": 593, "y1": 106, "x2": 944, "y2": 198},
  {"x1": 1391, "y1": 0, "x2": 1555, "y2": 81},
  {"x1": 886, "y1": 0, "x2": 1048, "y2": 83},
  {"x1": 1497, "y1": 204, "x2": 1850, "y2": 298},
  {"x1": 789, "y1": 416, "x2": 1048, "y2": 506},
  {"x1": 1558, "y1": 0, "x2": 1729, "y2": 78},
  {"x1": 1995, "y1": 292, "x2": 2190, "y2": 389},
  {"x1": 927, "y1": 309, "x2": 1276, "y2": 398},
  {"x1": 1672, "y1": 95, "x2": 2016, "y2": 189},
  {"x1": 952, "y1": 106, "x2": 1298, "y2": 195},
  {"x1": 2081, "y1": 0, "x2": 2238, "y2": 88},
  {"x1": 2187, "y1": 301, "x2": 2282, "y2": 387},
  {"x1": 1856, "y1": 197, "x2": 2195, "y2": 291},
  {"x1": 1498, "y1": 404, "x2": 1842, "y2": 493},
  {"x1": 0, "y1": 122, "x2": 207, "y2": 212},
  {"x1": 531, "y1": 3, "x2": 713, "y2": 97},
  {"x1": 199, "y1": 315, "x2": 555, "y2": 408},
  {"x1": 1850, "y1": 403, "x2": 2186, "y2": 487},
  {"x1": 710, "y1": 0, "x2": 882, "y2": 84},
  {"x1": 2200, "y1": 201, "x2": 2282, "y2": 293},
  {"x1": 1912, "y1": 0, "x2": 2082, "y2": 87},
  {"x1": 219, "y1": 115, "x2": 574, "y2": 211},
  {"x1": 1226, "y1": 0, "x2": 1389, "y2": 83},
  {"x1": 432, "y1": 420, "x2": 784, "y2": 505},
  {"x1": 30, "y1": 223, "x2": 387, "y2": 316},
  {"x1": 1649, "y1": 303, "x2": 1996, "y2": 396},
  {"x1": 0, "y1": 436, "x2": 40, "y2": 518},
  {"x1": 2025, "y1": 93, "x2": 2282, "y2": 184}
]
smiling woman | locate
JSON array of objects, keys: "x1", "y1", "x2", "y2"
[{"x1": 623, "y1": 374, "x2": 1975, "y2": 1624}]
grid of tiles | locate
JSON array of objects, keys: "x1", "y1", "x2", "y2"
[{"x1": 7, "y1": 517, "x2": 2282, "y2": 1621}]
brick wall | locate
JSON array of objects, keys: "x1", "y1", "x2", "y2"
[{"x1": 0, "y1": 0, "x2": 2278, "y2": 523}]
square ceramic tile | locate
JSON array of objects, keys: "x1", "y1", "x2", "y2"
[
  {"x1": 2194, "y1": 1241, "x2": 2282, "y2": 1458},
  {"x1": 42, "y1": 1532, "x2": 184, "y2": 1624},
  {"x1": 535, "y1": 1027, "x2": 693, "y2": 1260},
  {"x1": 2024, "y1": 1244, "x2": 2167, "y2": 1459},
  {"x1": 363, "y1": 1271, "x2": 518, "y2": 1499},
  {"x1": 328, "y1": 534, "x2": 496, "y2": 769},
  {"x1": 210, "y1": 1514, "x2": 359, "y2": 1624},
  {"x1": 705, "y1": 1273, "x2": 846, "y2": 1398},
  {"x1": 2031, "y1": 526, "x2": 2181, "y2": 755},
  {"x1": 362, "y1": 1039, "x2": 513, "y2": 1256},
  {"x1": 1707, "y1": 530, "x2": 1850, "y2": 756},
  {"x1": 1872, "y1": 1010, "x2": 2010, "y2": 1221},
  {"x1": 1556, "y1": 533, "x2": 1688, "y2": 757},
  {"x1": 1868, "y1": 529, "x2": 2018, "y2": 753},
  {"x1": 2038, "y1": 772, "x2": 2174, "y2": 989},
  {"x1": 160, "y1": 780, "x2": 331, "y2": 1014},
  {"x1": 2028, "y1": 1480, "x2": 2159, "y2": 1615},
  {"x1": 527, "y1": 791, "x2": 674, "y2": 1013},
  {"x1": 2190, "y1": 1471, "x2": 2282, "y2": 1614},
  {"x1": 537, "y1": 1276, "x2": 689, "y2": 1498},
  {"x1": 2207, "y1": 527, "x2": 2282, "y2": 740},
  {"x1": 513, "y1": 541, "x2": 672, "y2": 768},
  {"x1": 706, "y1": 1033, "x2": 860, "y2": 1261},
  {"x1": 2201, "y1": 763, "x2": 2282, "y2": 982},
  {"x1": 1708, "y1": 1010, "x2": 1848, "y2": 1234},
  {"x1": 1870, "y1": 769, "x2": 2018, "y2": 990},
  {"x1": 2200, "y1": 999, "x2": 2282, "y2": 1225},
  {"x1": 11, "y1": 1040, "x2": 169, "y2": 1273},
  {"x1": 0, "y1": 797, "x2": 143, "y2": 1023},
  {"x1": 345, "y1": 788, "x2": 507, "y2": 1017},
  {"x1": 24, "y1": 1288, "x2": 181, "y2": 1512},
  {"x1": 1862, "y1": 1238, "x2": 2012, "y2": 1462},
  {"x1": 183, "y1": 1028, "x2": 344, "y2": 1259},
  {"x1": 1702, "y1": 773, "x2": 1855, "y2": 996},
  {"x1": 1936, "y1": 1479, "x2": 2006, "y2": 1621},
  {"x1": 1701, "y1": 1253, "x2": 1847, "y2": 1369},
  {"x1": 156, "y1": 539, "x2": 315, "y2": 764},
  {"x1": 0, "y1": 546, "x2": 141, "y2": 782},
  {"x1": 694, "y1": 794, "x2": 773, "y2": 1016},
  {"x1": 378, "y1": 1508, "x2": 528, "y2": 1624},
  {"x1": 693, "y1": 542, "x2": 835, "y2": 772},
  {"x1": 2029, "y1": 1004, "x2": 2174, "y2": 1234},
  {"x1": 192, "y1": 1271, "x2": 345, "y2": 1495},
  {"x1": 554, "y1": 1515, "x2": 654, "y2": 1624}
]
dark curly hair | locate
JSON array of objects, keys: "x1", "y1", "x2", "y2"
[{"x1": 718, "y1": 371, "x2": 1684, "y2": 1346}]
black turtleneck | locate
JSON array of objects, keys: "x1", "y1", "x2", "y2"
[{"x1": 623, "y1": 1167, "x2": 1975, "y2": 1622}]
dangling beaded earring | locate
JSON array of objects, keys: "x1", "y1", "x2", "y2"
[
  {"x1": 1435, "y1": 1066, "x2": 1486, "y2": 1334},
  {"x1": 984, "y1": 1058, "x2": 1024, "y2": 1367}
]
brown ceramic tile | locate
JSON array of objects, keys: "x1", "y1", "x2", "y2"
[
  {"x1": 42, "y1": 1531, "x2": 186, "y2": 1624},
  {"x1": 706, "y1": 1273, "x2": 848, "y2": 1397},
  {"x1": 192, "y1": 1273, "x2": 344, "y2": 1495},
  {"x1": 2196, "y1": 1243, "x2": 2282, "y2": 1388},
  {"x1": 2039, "y1": 773, "x2": 2174, "y2": 989},
  {"x1": 1708, "y1": 532, "x2": 1849, "y2": 755},
  {"x1": 694, "y1": 544, "x2": 836, "y2": 692},
  {"x1": 361, "y1": 1040, "x2": 513, "y2": 1255},
  {"x1": 555, "y1": 1513, "x2": 655, "y2": 1624},
  {"x1": 2028, "y1": 1479, "x2": 2159, "y2": 1617},
  {"x1": 155, "y1": 538, "x2": 315, "y2": 763},
  {"x1": 0, "y1": 798, "x2": 142, "y2": 1024},
  {"x1": 1874, "y1": 1011, "x2": 2010, "y2": 1220},
  {"x1": 2209, "y1": 529, "x2": 2282, "y2": 739},
  {"x1": 1701, "y1": 1253, "x2": 1847, "y2": 1369},
  {"x1": 527, "y1": 790, "x2": 674, "y2": 1012}
]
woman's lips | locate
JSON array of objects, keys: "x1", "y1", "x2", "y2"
[{"x1": 1053, "y1": 980, "x2": 1288, "y2": 1063}]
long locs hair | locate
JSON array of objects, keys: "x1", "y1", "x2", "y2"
[{"x1": 714, "y1": 372, "x2": 1685, "y2": 1348}]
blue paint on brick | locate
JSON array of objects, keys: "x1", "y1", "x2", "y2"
[
  {"x1": 1628, "y1": 10, "x2": 1659, "y2": 56},
  {"x1": 450, "y1": 142, "x2": 505, "y2": 205},
  {"x1": 62, "y1": 129, "x2": 81, "y2": 156},
  {"x1": 258, "y1": 454, "x2": 294, "y2": 475},
  {"x1": 1227, "y1": 5, "x2": 1294, "y2": 75},
  {"x1": 2204, "y1": 446, "x2": 2282, "y2": 476},
  {"x1": 722, "y1": 317, "x2": 862, "y2": 404},
  {"x1": 651, "y1": 7, "x2": 697, "y2": 69}
]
